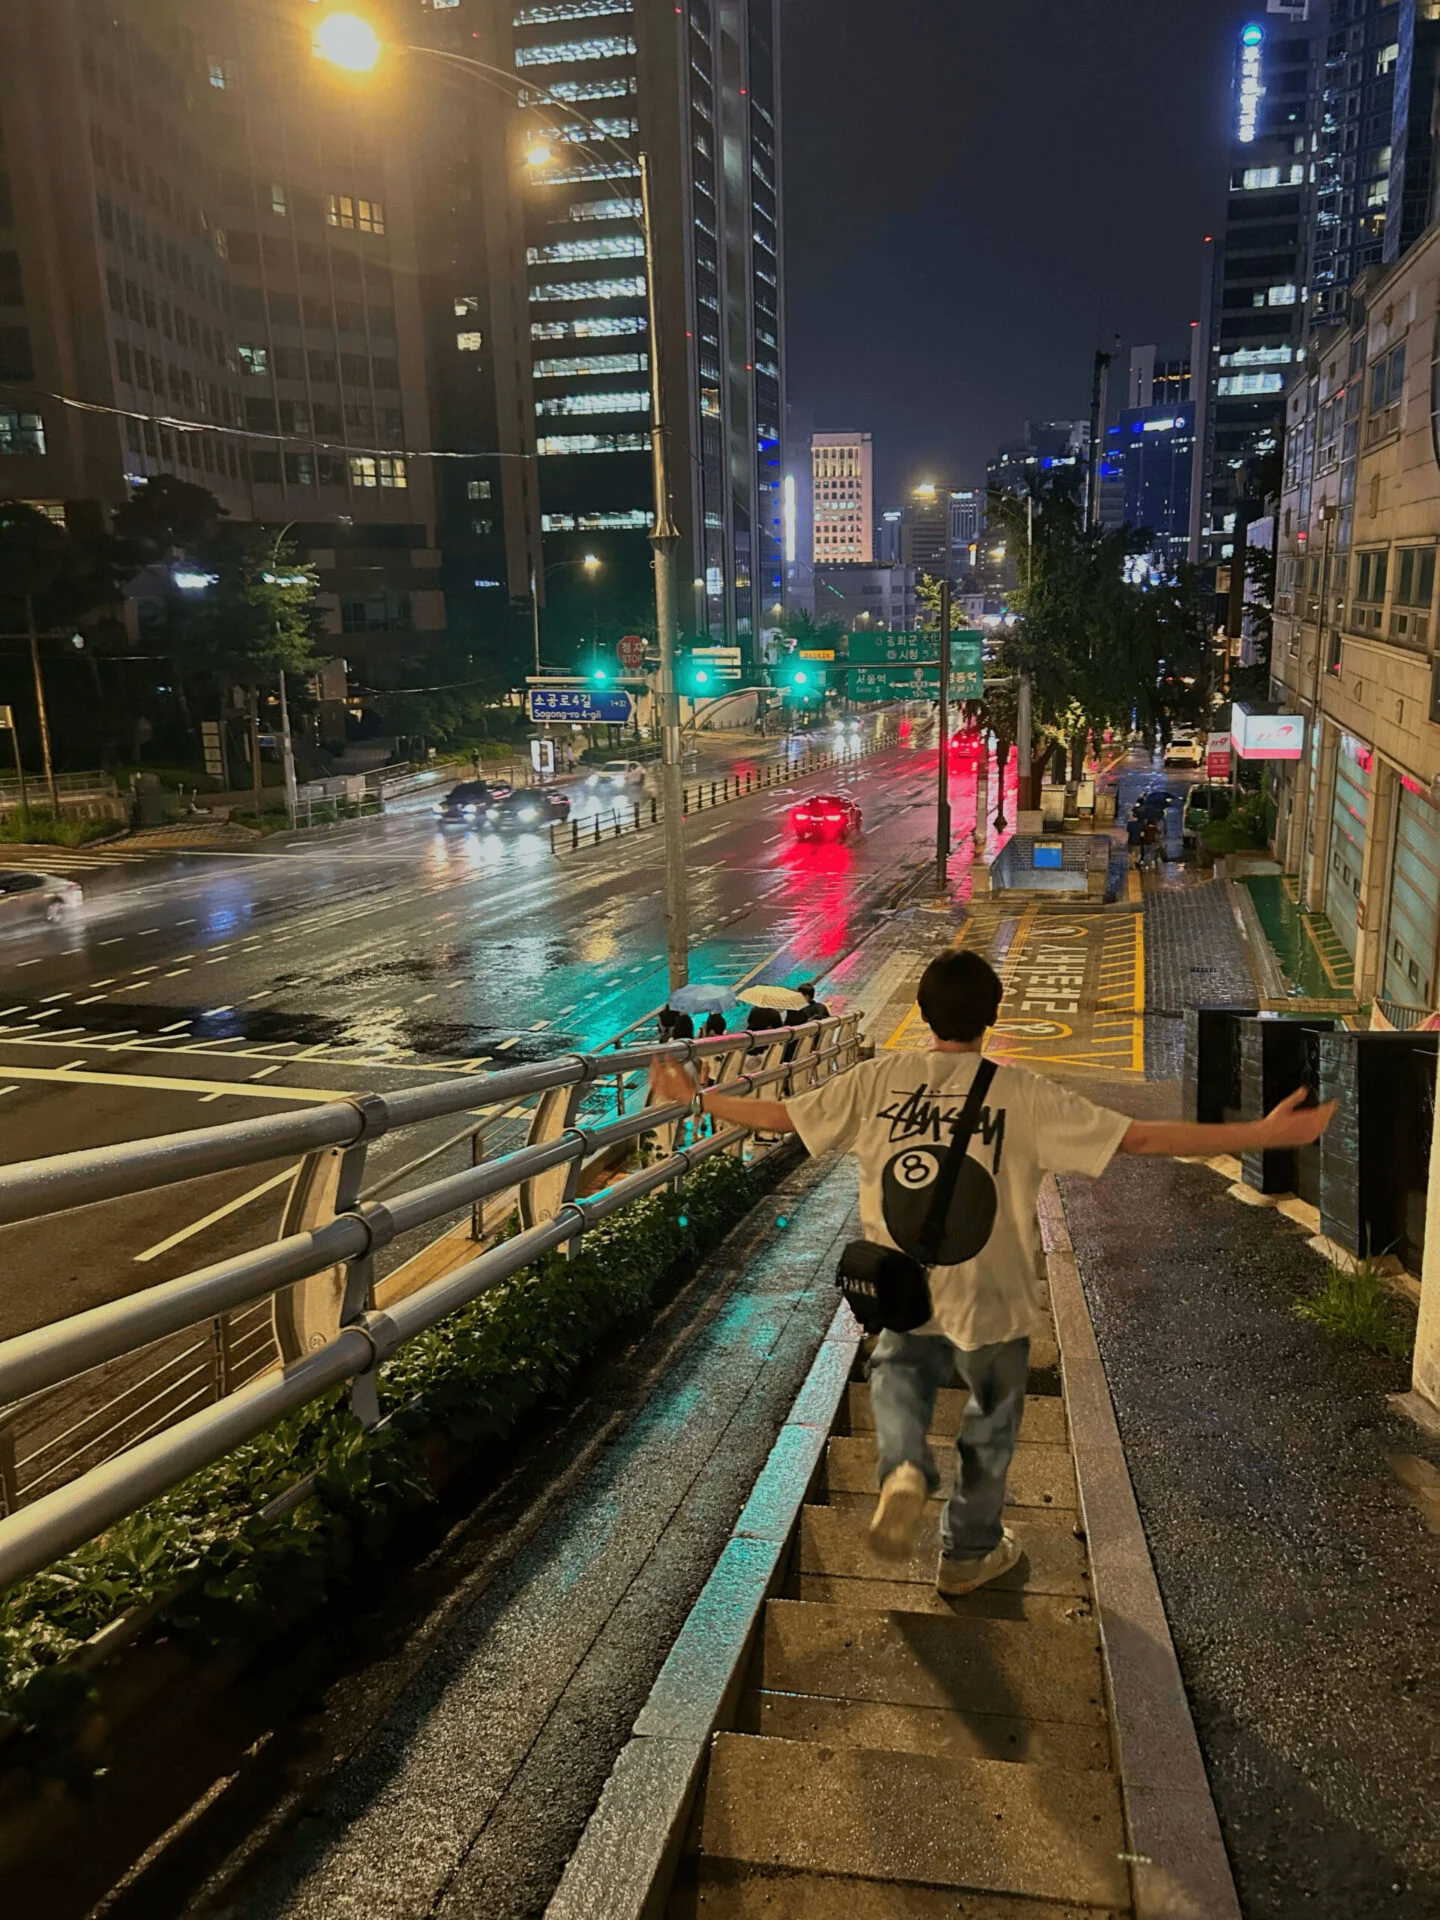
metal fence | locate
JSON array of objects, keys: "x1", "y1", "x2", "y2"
[{"x1": 0, "y1": 1015, "x2": 862, "y2": 1592}]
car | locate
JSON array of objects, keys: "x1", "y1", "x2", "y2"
[
  {"x1": 432, "y1": 779, "x2": 515, "y2": 825},
  {"x1": 585, "y1": 759, "x2": 646, "y2": 790},
  {"x1": 791, "y1": 791, "x2": 863, "y2": 843},
  {"x1": 0, "y1": 870, "x2": 83, "y2": 926},
  {"x1": 1162, "y1": 733, "x2": 1204, "y2": 770},
  {"x1": 479, "y1": 787, "x2": 572, "y2": 831},
  {"x1": 1182, "y1": 782, "x2": 1232, "y2": 843}
]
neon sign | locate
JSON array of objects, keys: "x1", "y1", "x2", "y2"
[{"x1": 1238, "y1": 24, "x2": 1264, "y2": 144}]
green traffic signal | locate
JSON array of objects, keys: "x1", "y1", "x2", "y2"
[{"x1": 590, "y1": 660, "x2": 610, "y2": 685}]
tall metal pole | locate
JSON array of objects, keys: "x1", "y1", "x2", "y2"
[
  {"x1": 1017, "y1": 490, "x2": 1035, "y2": 813},
  {"x1": 935, "y1": 574, "x2": 952, "y2": 894},
  {"x1": 278, "y1": 669, "x2": 300, "y2": 820},
  {"x1": 24, "y1": 597, "x2": 58, "y2": 816},
  {"x1": 641, "y1": 152, "x2": 689, "y2": 991},
  {"x1": 530, "y1": 565, "x2": 542, "y2": 678}
]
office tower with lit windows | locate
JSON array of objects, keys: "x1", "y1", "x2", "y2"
[
  {"x1": 0, "y1": 0, "x2": 449, "y2": 676},
  {"x1": 1192, "y1": 8, "x2": 1320, "y2": 568},
  {"x1": 810, "y1": 431, "x2": 872, "y2": 564},
  {"x1": 512, "y1": 0, "x2": 786, "y2": 657}
]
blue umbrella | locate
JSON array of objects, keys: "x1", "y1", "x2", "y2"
[{"x1": 667, "y1": 983, "x2": 741, "y2": 1016}]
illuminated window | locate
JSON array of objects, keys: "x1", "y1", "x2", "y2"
[
  {"x1": 0, "y1": 409, "x2": 45, "y2": 455},
  {"x1": 454, "y1": 295, "x2": 480, "y2": 317},
  {"x1": 357, "y1": 199, "x2": 385, "y2": 235},
  {"x1": 456, "y1": 331, "x2": 484, "y2": 351},
  {"x1": 515, "y1": 36, "x2": 638, "y2": 67},
  {"x1": 271, "y1": 182, "x2": 287, "y2": 216},
  {"x1": 527, "y1": 235, "x2": 645, "y2": 265},
  {"x1": 536, "y1": 431, "x2": 650, "y2": 454},
  {"x1": 1266, "y1": 284, "x2": 1298, "y2": 306},
  {"x1": 529, "y1": 276, "x2": 646, "y2": 303},
  {"x1": 515, "y1": 0, "x2": 633, "y2": 21},
  {"x1": 535, "y1": 389, "x2": 648, "y2": 416},
  {"x1": 567, "y1": 196, "x2": 642, "y2": 221},
  {"x1": 349, "y1": 454, "x2": 407, "y2": 488},
  {"x1": 531, "y1": 315, "x2": 645, "y2": 340},
  {"x1": 237, "y1": 344, "x2": 269, "y2": 375},
  {"x1": 467, "y1": 480, "x2": 492, "y2": 500}
]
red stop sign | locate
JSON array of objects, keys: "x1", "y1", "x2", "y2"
[{"x1": 618, "y1": 635, "x2": 645, "y2": 669}]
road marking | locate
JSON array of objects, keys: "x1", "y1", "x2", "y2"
[
  {"x1": 15, "y1": 958, "x2": 42, "y2": 968},
  {"x1": 250, "y1": 1064, "x2": 284, "y2": 1079},
  {"x1": 414, "y1": 992, "x2": 438, "y2": 1005},
  {"x1": 134, "y1": 1164, "x2": 297, "y2": 1262},
  {"x1": 160, "y1": 1019, "x2": 192, "y2": 1033},
  {"x1": 0, "y1": 1064, "x2": 347, "y2": 1103},
  {"x1": 76, "y1": 994, "x2": 110, "y2": 1006},
  {"x1": 496, "y1": 1036, "x2": 519, "y2": 1050},
  {"x1": 164, "y1": 969, "x2": 191, "y2": 979},
  {"x1": 98, "y1": 938, "x2": 123, "y2": 946}
]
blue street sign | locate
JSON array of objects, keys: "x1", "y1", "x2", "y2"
[{"x1": 527, "y1": 687, "x2": 634, "y2": 723}]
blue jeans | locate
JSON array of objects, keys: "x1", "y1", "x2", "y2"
[{"x1": 869, "y1": 1329, "x2": 1030, "y2": 1561}]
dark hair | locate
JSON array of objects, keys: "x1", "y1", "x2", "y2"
[
  {"x1": 746, "y1": 1005, "x2": 784, "y2": 1031},
  {"x1": 669, "y1": 1010, "x2": 695, "y2": 1040},
  {"x1": 702, "y1": 1011, "x2": 727, "y2": 1036},
  {"x1": 784, "y1": 1007, "x2": 808, "y2": 1027},
  {"x1": 916, "y1": 948, "x2": 1003, "y2": 1042},
  {"x1": 798, "y1": 982, "x2": 816, "y2": 1002}
]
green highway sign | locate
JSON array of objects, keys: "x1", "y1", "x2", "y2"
[
  {"x1": 844, "y1": 631, "x2": 984, "y2": 699},
  {"x1": 852, "y1": 667, "x2": 940, "y2": 701}
]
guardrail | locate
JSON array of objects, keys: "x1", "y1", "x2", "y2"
[{"x1": 0, "y1": 1015, "x2": 862, "y2": 1592}]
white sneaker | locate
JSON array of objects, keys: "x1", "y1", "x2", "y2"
[
  {"x1": 936, "y1": 1528, "x2": 1022, "y2": 1596},
  {"x1": 867, "y1": 1463, "x2": 929, "y2": 1561}
]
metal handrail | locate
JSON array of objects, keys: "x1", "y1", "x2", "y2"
[{"x1": 0, "y1": 1022, "x2": 860, "y2": 1592}]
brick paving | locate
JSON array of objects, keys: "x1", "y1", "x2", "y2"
[{"x1": 1143, "y1": 879, "x2": 1259, "y2": 1079}]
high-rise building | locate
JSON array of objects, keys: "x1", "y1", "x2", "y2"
[
  {"x1": 986, "y1": 421, "x2": 1089, "y2": 499},
  {"x1": 899, "y1": 490, "x2": 949, "y2": 572},
  {"x1": 513, "y1": 0, "x2": 786, "y2": 657},
  {"x1": 810, "y1": 430, "x2": 872, "y2": 564},
  {"x1": 949, "y1": 489, "x2": 984, "y2": 572},
  {"x1": 1096, "y1": 342, "x2": 1197, "y2": 572},
  {"x1": 875, "y1": 507, "x2": 903, "y2": 565},
  {"x1": 1191, "y1": 7, "x2": 1320, "y2": 570}
]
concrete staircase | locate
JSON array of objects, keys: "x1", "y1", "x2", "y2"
[{"x1": 666, "y1": 1332, "x2": 1134, "y2": 1916}]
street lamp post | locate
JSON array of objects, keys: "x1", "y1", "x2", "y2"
[
  {"x1": 314, "y1": 16, "x2": 690, "y2": 985},
  {"x1": 530, "y1": 553, "x2": 601, "y2": 678}
]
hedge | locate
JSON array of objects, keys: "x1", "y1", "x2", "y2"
[{"x1": 0, "y1": 1154, "x2": 770, "y2": 1743}]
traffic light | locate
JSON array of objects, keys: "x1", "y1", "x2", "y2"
[
  {"x1": 587, "y1": 653, "x2": 612, "y2": 687},
  {"x1": 780, "y1": 661, "x2": 814, "y2": 698},
  {"x1": 678, "y1": 650, "x2": 715, "y2": 696}
]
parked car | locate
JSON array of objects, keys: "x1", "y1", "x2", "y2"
[
  {"x1": 585, "y1": 759, "x2": 646, "y2": 790},
  {"x1": 1162, "y1": 732, "x2": 1204, "y2": 770},
  {"x1": 480, "y1": 788, "x2": 572, "y2": 831},
  {"x1": 1182, "y1": 783, "x2": 1232, "y2": 844},
  {"x1": 791, "y1": 791, "x2": 863, "y2": 843},
  {"x1": 432, "y1": 779, "x2": 515, "y2": 825},
  {"x1": 0, "y1": 871, "x2": 83, "y2": 926}
]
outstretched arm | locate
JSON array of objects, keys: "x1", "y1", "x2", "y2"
[
  {"x1": 1120, "y1": 1087, "x2": 1336, "y2": 1157},
  {"x1": 649, "y1": 1059, "x2": 796, "y2": 1135}
]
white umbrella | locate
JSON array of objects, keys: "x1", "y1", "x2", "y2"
[
  {"x1": 738, "y1": 984, "x2": 808, "y2": 1013},
  {"x1": 667, "y1": 983, "x2": 741, "y2": 1015}
]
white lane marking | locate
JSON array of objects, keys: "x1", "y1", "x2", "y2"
[
  {"x1": 16, "y1": 958, "x2": 42, "y2": 968},
  {"x1": 414, "y1": 992, "x2": 438, "y2": 1005},
  {"x1": 0, "y1": 1064, "x2": 345, "y2": 1103},
  {"x1": 164, "y1": 969, "x2": 191, "y2": 978},
  {"x1": 0, "y1": 1007, "x2": 24, "y2": 1016},
  {"x1": 250, "y1": 1064, "x2": 284, "y2": 1080},
  {"x1": 76, "y1": 994, "x2": 110, "y2": 1006},
  {"x1": 39, "y1": 992, "x2": 72, "y2": 1004},
  {"x1": 138, "y1": 928, "x2": 159, "y2": 935},
  {"x1": 134, "y1": 1163, "x2": 297, "y2": 1262},
  {"x1": 160, "y1": 1019, "x2": 192, "y2": 1033},
  {"x1": 0, "y1": 1086, "x2": 15, "y2": 1098},
  {"x1": 98, "y1": 938, "x2": 123, "y2": 946},
  {"x1": 58, "y1": 1060, "x2": 88, "y2": 1072}
]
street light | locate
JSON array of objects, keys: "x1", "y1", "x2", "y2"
[
  {"x1": 530, "y1": 553, "x2": 603, "y2": 677},
  {"x1": 312, "y1": 12, "x2": 380, "y2": 71}
]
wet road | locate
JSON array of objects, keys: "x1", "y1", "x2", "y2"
[{"x1": 0, "y1": 716, "x2": 989, "y2": 1339}]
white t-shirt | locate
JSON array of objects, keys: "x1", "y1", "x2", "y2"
[{"x1": 786, "y1": 1049, "x2": 1131, "y2": 1351}]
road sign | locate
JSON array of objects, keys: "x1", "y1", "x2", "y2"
[
  {"x1": 530, "y1": 736, "x2": 557, "y2": 776},
  {"x1": 617, "y1": 635, "x2": 646, "y2": 670},
  {"x1": 844, "y1": 631, "x2": 985, "y2": 697},
  {"x1": 851, "y1": 667, "x2": 941, "y2": 701},
  {"x1": 689, "y1": 644, "x2": 742, "y2": 682},
  {"x1": 798, "y1": 648, "x2": 835, "y2": 661},
  {"x1": 527, "y1": 687, "x2": 633, "y2": 723},
  {"x1": 201, "y1": 719, "x2": 224, "y2": 780}
]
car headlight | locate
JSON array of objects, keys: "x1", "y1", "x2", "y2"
[{"x1": 519, "y1": 807, "x2": 538, "y2": 822}]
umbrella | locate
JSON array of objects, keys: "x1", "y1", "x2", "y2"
[
  {"x1": 667, "y1": 983, "x2": 740, "y2": 1016},
  {"x1": 738, "y1": 984, "x2": 807, "y2": 1013}
]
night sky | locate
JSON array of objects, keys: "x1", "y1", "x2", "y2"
[{"x1": 782, "y1": 0, "x2": 1248, "y2": 502}]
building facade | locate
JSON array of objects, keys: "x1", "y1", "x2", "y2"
[
  {"x1": 811, "y1": 562, "x2": 918, "y2": 633},
  {"x1": 1270, "y1": 220, "x2": 1440, "y2": 1013},
  {"x1": 810, "y1": 430, "x2": 872, "y2": 564},
  {"x1": 986, "y1": 420, "x2": 1089, "y2": 500},
  {"x1": 1193, "y1": 7, "x2": 1319, "y2": 570},
  {"x1": 512, "y1": 0, "x2": 786, "y2": 659}
]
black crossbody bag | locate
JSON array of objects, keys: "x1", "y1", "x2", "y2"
[{"x1": 835, "y1": 1059, "x2": 998, "y2": 1335}]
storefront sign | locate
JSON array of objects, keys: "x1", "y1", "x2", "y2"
[
  {"x1": 1206, "y1": 731, "x2": 1232, "y2": 779},
  {"x1": 1231, "y1": 707, "x2": 1304, "y2": 760}
]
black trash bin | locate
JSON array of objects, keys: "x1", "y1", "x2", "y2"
[
  {"x1": 1318, "y1": 1030, "x2": 1437, "y2": 1269},
  {"x1": 1237, "y1": 1014, "x2": 1337, "y2": 1196},
  {"x1": 1183, "y1": 1005, "x2": 1259, "y2": 1124}
]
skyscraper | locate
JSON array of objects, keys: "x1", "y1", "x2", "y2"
[
  {"x1": 1191, "y1": 8, "x2": 1320, "y2": 570},
  {"x1": 512, "y1": 0, "x2": 786, "y2": 657},
  {"x1": 810, "y1": 430, "x2": 872, "y2": 564}
]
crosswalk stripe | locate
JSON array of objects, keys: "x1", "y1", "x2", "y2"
[{"x1": 0, "y1": 846, "x2": 158, "y2": 872}]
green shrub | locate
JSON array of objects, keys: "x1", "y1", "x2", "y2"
[
  {"x1": 0, "y1": 809, "x2": 118, "y2": 847},
  {"x1": 1203, "y1": 789, "x2": 1269, "y2": 854},
  {"x1": 0, "y1": 1155, "x2": 767, "y2": 1740},
  {"x1": 1294, "y1": 1252, "x2": 1416, "y2": 1361}
]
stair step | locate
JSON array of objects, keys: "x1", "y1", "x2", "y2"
[
  {"x1": 792, "y1": 1572, "x2": 1091, "y2": 1626},
  {"x1": 669, "y1": 1856, "x2": 1123, "y2": 1918},
  {"x1": 799, "y1": 1504, "x2": 1089, "y2": 1597},
  {"x1": 755, "y1": 1600, "x2": 1105, "y2": 1727},
  {"x1": 845, "y1": 1383, "x2": 1066, "y2": 1446},
  {"x1": 690, "y1": 1733, "x2": 1129, "y2": 1909},
  {"x1": 825, "y1": 1436, "x2": 1077, "y2": 1510},
  {"x1": 737, "y1": 1689, "x2": 1112, "y2": 1771}
]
